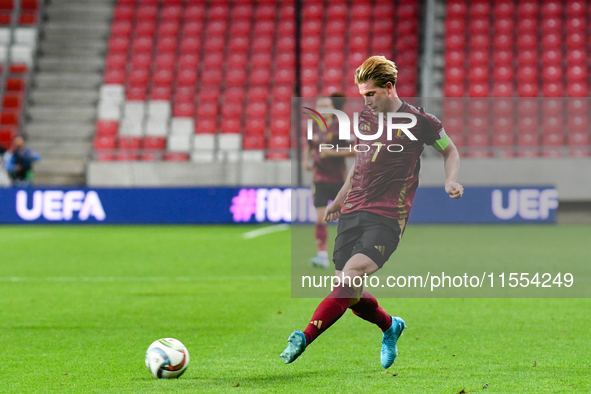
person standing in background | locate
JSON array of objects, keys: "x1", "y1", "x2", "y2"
[{"x1": 5, "y1": 135, "x2": 40, "y2": 187}]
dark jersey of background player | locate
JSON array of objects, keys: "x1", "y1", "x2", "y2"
[
  {"x1": 342, "y1": 102, "x2": 446, "y2": 220},
  {"x1": 308, "y1": 120, "x2": 347, "y2": 185}
]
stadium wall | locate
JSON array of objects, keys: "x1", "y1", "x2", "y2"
[{"x1": 87, "y1": 158, "x2": 591, "y2": 202}]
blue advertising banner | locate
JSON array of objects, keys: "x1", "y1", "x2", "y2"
[{"x1": 0, "y1": 186, "x2": 557, "y2": 225}]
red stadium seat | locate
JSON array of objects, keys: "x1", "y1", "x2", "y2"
[
  {"x1": 447, "y1": 1, "x2": 468, "y2": 18},
  {"x1": 246, "y1": 86, "x2": 268, "y2": 103},
  {"x1": 445, "y1": 67, "x2": 465, "y2": 85},
  {"x1": 492, "y1": 117, "x2": 514, "y2": 146},
  {"x1": 444, "y1": 83, "x2": 464, "y2": 97},
  {"x1": 150, "y1": 86, "x2": 171, "y2": 101},
  {"x1": 113, "y1": 5, "x2": 134, "y2": 21},
  {"x1": 197, "y1": 102, "x2": 218, "y2": 120},
  {"x1": 302, "y1": 3, "x2": 323, "y2": 20},
  {"x1": 255, "y1": 4, "x2": 276, "y2": 20},
  {"x1": 128, "y1": 69, "x2": 149, "y2": 87},
  {"x1": 18, "y1": 11, "x2": 37, "y2": 24},
  {"x1": 517, "y1": 50, "x2": 537, "y2": 66},
  {"x1": 105, "y1": 54, "x2": 127, "y2": 72},
  {"x1": 493, "y1": 66, "x2": 513, "y2": 83},
  {"x1": 177, "y1": 69, "x2": 199, "y2": 87},
  {"x1": 542, "y1": 66, "x2": 562, "y2": 83},
  {"x1": 220, "y1": 118, "x2": 241, "y2": 134},
  {"x1": 93, "y1": 136, "x2": 117, "y2": 151},
  {"x1": 126, "y1": 86, "x2": 147, "y2": 101},
  {"x1": 132, "y1": 37, "x2": 153, "y2": 54},
  {"x1": 543, "y1": 83, "x2": 563, "y2": 97},
  {"x1": 221, "y1": 102, "x2": 242, "y2": 121},
  {"x1": 493, "y1": 50, "x2": 513, "y2": 66},
  {"x1": 517, "y1": 18, "x2": 537, "y2": 35},
  {"x1": 135, "y1": 21, "x2": 156, "y2": 37},
  {"x1": 178, "y1": 53, "x2": 199, "y2": 70},
  {"x1": 494, "y1": 18, "x2": 514, "y2": 35},
  {"x1": 228, "y1": 37, "x2": 249, "y2": 53},
  {"x1": 301, "y1": 52, "x2": 319, "y2": 68},
  {"x1": 206, "y1": 20, "x2": 227, "y2": 37},
  {"x1": 108, "y1": 36, "x2": 130, "y2": 54},
  {"x1": 161, "y1": 5, "x2": 182, "y2": 21},
  {"x1": 231, "y1": 3, "x2": 253, "y2": 20},
  {"x1": 468, "y1": 67, "x2": 489, "y2": 84},
  {"x1": 173, "y1": 102, "x2": 195, "y2": 118},
  {"x1": 20, "y1": 0, "x2": 38, "y2": 10},
  {"x1": 9, "y1": 64, "x2": 29, "y2": 74},
  {"x1": 137, "y1": 5, "x2": 158, "y2": 21},
  {"x1": 245, "y1": 102, "x2": 266, "y2": 119},
  {"x1": 445, "y1": 34, "x2": 466, "y2": 51},
  {"x1": 104, "y1": 69, "x2": 126, "y2": 84},
  {"x1": 249, "y1": 69, "x2": 270, "y2": 86},
  {"x1": 541, "y1": 17, "x2": 561, "y2": 35},
  {"x1": 517, "y1": 84, "x2": 538, "y2": 97},
  {"x1": 183, "y1": 21, "x2": 203, "y2": 38},
  {"x1": 469, "y1": 83, "x2": 489, "y2": 97},
  {"x1": 245, "y1": 118, "x2": 266, "y2": 136},
  {"x1": 243, "y1": 135, "x2": 265, "y2": 150},
  {"x1": 541, "y1": 1, "x2": 562, "y2": 18},
  {"x1": 518, "y1": 1, "x2": 538, "y2": 18},
  {"x1": 185, "y1": 4, "x2": 205, "y2": 21},
  {"x1": 493, "y1": 34, "x2": 512, "y2": 51},
  {"x1": 131, "y1": 53, "x2": 152, "y2": 71},
  {"x1": 274, "y1": 69, "x2": 293, "y2": 85},
  {"x1": 542, "y1": 33, "x2": 561, "y2": 49},
  {"x1": 118, "y1": 136, "x2": 142, "y2": 150},
  {"x1": 517, "y1": 34, "x2": 536, "y2": 50},
  {"x1": 268, "y1": 135, "x2": 290, "y2": 149},
  {"x1": 111, "y1": 20, "x2": 132, "y2": 37},
  {"x1": 493, "y1": 83, "x2": 514, "y2": 97},
  {"x1": 158, "y1": 21, "x2": 180, "y2": 38},
  {"x1": 96, "y1": 120, "x2": 119, "y2": 137},
  {"x1": 469, "y1": 18, "x2": 490, "y2": 35},
  {"x1": 204, "y1": 36, "x2": 225, "y2": 53},
  {"x1": 195, "y1": 118, "x2": 217, "y2": 134},
  {"x1": 493, "y1": 1, "x2": 514, "y2": 18},
  {"x1": 6, "y1": 78, "x2": 25, "y2": 92}
]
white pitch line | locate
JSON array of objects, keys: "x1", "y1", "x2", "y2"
[{"x1": 241, "y1": 224, "x2": 289, "y2": 239}]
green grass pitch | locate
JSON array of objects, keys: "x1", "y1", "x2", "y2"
[{"x1": 0, "y1": 224, "x2": 589, "y2": 393}]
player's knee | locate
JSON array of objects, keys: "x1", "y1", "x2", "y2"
[{"x1": 340, "y1": 268, "x2": 364, "y2": 284}]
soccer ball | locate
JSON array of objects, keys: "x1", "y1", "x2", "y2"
[{"x1": 145, "y1": 338, "x2": 190, "y2": 378}]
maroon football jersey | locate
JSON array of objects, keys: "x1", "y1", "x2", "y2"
[
  {"x1": 341, "y1": 101, "x2": 446, "y2": 219},
  {"x1": 308, "y1": 120, "x2": 348, "y2": 184}
]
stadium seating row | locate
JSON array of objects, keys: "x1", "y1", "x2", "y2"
[
  {"x1": 443, "y1": 0, "x2": 591, "y2": 157},
  {"x1": 0, "y1": 0, "x2": 37, "y2": 149},
  {"x1": 96, "y1": 0, "x2": 420, "y2": 162}
]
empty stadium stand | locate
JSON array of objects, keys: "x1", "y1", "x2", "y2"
[
  {"x1": 0, "y1": 0, "x2": 39, "y2": 151},
  {"x1": 442, "y1": 0, "x2": 591, "y2": 158},
  {"x1": 95, "y1": 0, "x2": 420, "y2": 164}
]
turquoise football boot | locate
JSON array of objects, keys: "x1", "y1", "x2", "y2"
[
  {"x1": 280, "y1": 330, "x2": 306, "y2": 364},
  {"x1": 381, "y1": 316, "x2": 405, "y2": 369}
]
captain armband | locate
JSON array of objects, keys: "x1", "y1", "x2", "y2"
[{"x1": 433, "y1": 134, "x2": 450, "y2": 152}]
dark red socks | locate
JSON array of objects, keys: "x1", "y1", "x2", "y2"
[
  {"x1": 349, "y1": 290, "x2": 392, "y2": 332},
  {"x1": 303, "y1": 284, "x2": 355, "y2": 345}
]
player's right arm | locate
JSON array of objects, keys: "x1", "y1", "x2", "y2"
[{"x1": 324, "y1": 161, "x2": 355, "y2": 222}]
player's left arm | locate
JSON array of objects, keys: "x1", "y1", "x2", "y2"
[{"x1": 433, "y1": 135, "x2": 463, "y2": 199}]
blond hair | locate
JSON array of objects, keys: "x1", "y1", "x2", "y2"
[{"x1": 354, "y1": 56, "x2": 398, "y2": 88}]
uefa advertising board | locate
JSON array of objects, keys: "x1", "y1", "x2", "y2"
[{"x1": 0, "y1": 186, "x2": 557, "y2": 225}]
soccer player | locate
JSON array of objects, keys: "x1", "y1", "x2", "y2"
[
  {"x1": 281, "y1": 56, "x2": 463, "y2": 368},
  {"x1": 303, "y1": 92, "x2": 353, "y2": 268}
]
